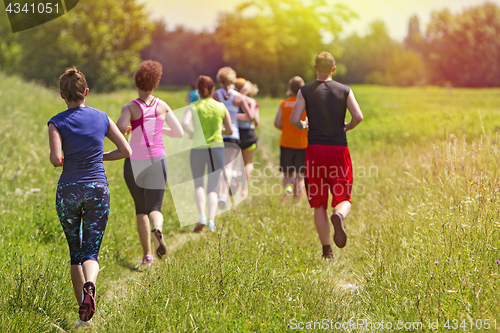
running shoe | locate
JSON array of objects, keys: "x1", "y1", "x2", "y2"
[
  {"x1": 193, "y1": 214, "x2": 206, "y2": 232},
  {"x1": 152, "y1": 229, "x2": 167, "y2": 259},
  {"x1": 218, "y1": 194, "x2": 228, "y2": 209},
  {"x1": 75, "y1": 318, "x2": 92, "y2": 328},
  {"x1": 207, "y1": 219, "x2": 216, "y2": 232},
  {"x1": 79, "y1": 281, "x2": 96, "y2": 322},
  {"x1": 322, "y1": 245, "x2": 334, "y2": 259},
  {"x1": 141, "y1": 255, "x2": 154, "y2": 265},
  {"x1": 330, "y1": 213, "x2": 347, "y2": 248}
]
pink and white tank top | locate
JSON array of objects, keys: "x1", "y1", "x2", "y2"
[{"x1": 129, "y1": 98, "x2": 166, "y2": 160}]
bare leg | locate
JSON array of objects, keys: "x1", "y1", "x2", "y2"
[
  {"x1": 149, "y1": 210, "x2": 165, "y2": 256},
  {"x1": 136, "y1": 214, "x2": 152, "y2": 257},
  {"x1": 82, "y1": 260, "x2": 99, "y2": 284},
  {"x1": 71, "y1": 265, "x2": 85, "y2": 305},
  {"x1": 334, "y1": 200, "x2": 351, "y2": 218},
  {"x1": 207, "y1": 192, "x2": 218, "y2": 220},
  {"x1": 219, "y1": 147, "x2": 239, "y2": 197},
  {"x1": 194, "y1": 187, "x2": 206, "y2": 215},
  {"x1": 70, "y1": 259, "x2": 99, "y2": 305},
  {"x1": 241, "y1": 149, "x2": 255, "y2": 195},
  {"x1": 314, "y1": 205, "x2": 331, "y2": 246},
  {"x1": 149, "y1": 211, "x2": 164, "y2": 231},
  {"x1": 294, "y1": 174, "x2": 305, "y2": 201}
]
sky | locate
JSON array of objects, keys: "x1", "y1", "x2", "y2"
[{"x1": 137, "y1": 0, "x2": 500, "y2": 40}]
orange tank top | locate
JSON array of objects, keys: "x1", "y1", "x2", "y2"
[{"x1": 279, "y1": 96, "x2": 308, "y2": 149}]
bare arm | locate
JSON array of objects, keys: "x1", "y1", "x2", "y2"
[
  {"x1": 48, "y1": 123, "x2": 63, "y2": 167},
  {"x1": 162, "y1": 102, "x2": 184, "y2": 138},
  {"x1": 237, "y1": 98, "x2": 260, "y2": 127},
  {"x1": 234, "y1": 94, "x2": 255, "y2": 120},
  {"x1": 236, "y1": 98, "x2": 255, "y2": 120},
  {"x1": 222, "y1": 107, "x2": 233, "y2": 136},
  {"x1": 345, "y1": 90, "x2": 363, "y2": 132},
  {"x1": 181, "y1": 106, "x2": 194, "y2": 139},
  {"x1": 274, "y1": 105, "x2": 283, "y2": 130},
  {"x1": 290, "y1": 90, "x2": 308, "y2": 130},
  {"x1": 103, "y1": 118, "x2": 132, "y2": 161},
  {"x1": 254, "y1": 105, "x2": 260, "y2": 128},
  {"x1": 116, "y1": 103, "x2": 132, "y2": 135}
]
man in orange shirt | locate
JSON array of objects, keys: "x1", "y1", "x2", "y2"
[{"x1": 274, "y1": 76, "x2": 308, "y2": 202}]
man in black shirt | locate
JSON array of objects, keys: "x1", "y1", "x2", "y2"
[{"x1": 290, "y1": 51, "x2": 363, "y2": 258}]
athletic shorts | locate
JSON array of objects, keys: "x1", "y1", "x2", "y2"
[
  {"x1": 123, "y1": 157, "x2": 167, "y2": 215},
  {"x1": 56, "y1": 182, "x2": 110, "y2": 265},
  {"x1": 190, "y1": 147, "x2": 225, "y2": 193},
  {"x1": 279, "y1": 146, "x2": 306, "y2": 175},
  {"x1": 304, "y1": 145, "x2": 352, "y2": 208},
  {"x1": 223, "y1": 137, "x2": 240, "y2": 147},
  {"x1": 238, "y1": 128, "x2": 259, "y2": 150}
]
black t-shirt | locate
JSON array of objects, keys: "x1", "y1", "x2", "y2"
[{"x1": 300, "y1": 80, "x2": 350, "y2": 146}]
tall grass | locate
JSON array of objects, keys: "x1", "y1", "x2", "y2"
[{"x1": 0, "y1": 71, "x2": 499, "y2": 332}]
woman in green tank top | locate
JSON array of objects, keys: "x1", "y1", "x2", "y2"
[{"x1": 182, "y1": 76, "x2": 232, "y2": 232}]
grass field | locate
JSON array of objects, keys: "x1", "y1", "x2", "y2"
[{"x1": 0, "y1": 71, "x2": 499, "y2": 332}]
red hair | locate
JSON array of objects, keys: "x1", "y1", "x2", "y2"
[
  {"x1": 197, "y1": 75, "x2": 215, "y2": 98},
  {"x1": 134, "y1": 60, "x2": 162, "y2": 91}
]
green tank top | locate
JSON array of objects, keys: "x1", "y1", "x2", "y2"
[{"x1": 191, "y1": 98, "x2": 226, "y2": 149}]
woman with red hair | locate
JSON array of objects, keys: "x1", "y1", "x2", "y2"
[{"x1": 117, "y1": 60, "x2": 184, "y2": 266}]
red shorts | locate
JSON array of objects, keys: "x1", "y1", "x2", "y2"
[{"x1": 304, "y1": 145, "x2": 353, "y2": 208}]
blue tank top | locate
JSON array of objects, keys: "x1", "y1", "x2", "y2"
[
  {"x1": 216, "y1": 88, "x2": 240, "y2": 140},
  {"x1": 48, "y1": 106, "x2": 110, "y2": 184}
]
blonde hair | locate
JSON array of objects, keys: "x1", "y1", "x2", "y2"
[
  {"x1": 315, "y1": 51, "x2": 335, "y2": 74},
  {"x1": 244, "y1": 82, "x2": 259, "y2": 97},
  {"x1": 59, "y1": 67, "x2": 88, "y2": 103},
  {"x1": 216, "y1": 67, "x2": 237, "y2": 87}
]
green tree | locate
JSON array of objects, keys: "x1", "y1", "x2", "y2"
[
  {"x1": 424, "y1": 3, "x2": 500, "y2": 87},
  {"x1": 366, "y1": 47, "x2": 426, "y2": 86},
  {"x1": 215, "y1": 0, "x2": 355, "y2": 96},
  {"x1": 404, "y1": 15, "x2": 423, "y2": 53},
  {"x1": 141, "y1": 23, "x2": 230, "y2": 85},
  {"x1": 336, "y1": 21, "x2": 395, "y2": 84},
  {"x1": 10, "y1": 0, "x2": 153, "y2": 91},
  {"x1": 0, "y1": 8, "x2": 22, "y2": 73}
]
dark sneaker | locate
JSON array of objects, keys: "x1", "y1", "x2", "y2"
[
  {"x1": 330, "y1": 213, "x2": 347, "y2": 248},
  {"x1": 152, "y1": 229, "x2": 167, "y2": 259},
  {"x1": 79, "y1": 281, "x2": 96, "y2": 322},
  {"x1": 322, "y1": 244, "x2": 333, "y2": 259}
]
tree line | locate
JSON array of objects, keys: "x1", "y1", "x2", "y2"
[{"x1": 1, "y1": 0, "x2": 499, "y2": 95}]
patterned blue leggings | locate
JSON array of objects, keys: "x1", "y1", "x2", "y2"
[{"x1": 56, "y1": 182, "x2": 110, "y2": 265}]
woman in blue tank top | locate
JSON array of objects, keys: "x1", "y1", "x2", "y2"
[
  {"x1": 48, "y1": 68, "x2": 131, "y2": 327},
  {"x1": 213, "y1": 67, "x2": 254, "y2": 208}
]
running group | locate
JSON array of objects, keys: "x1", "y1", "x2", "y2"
[{"x1": 47, "y1": 51, "x2": 363, "y2": 327}]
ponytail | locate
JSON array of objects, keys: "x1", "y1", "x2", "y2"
[{"x1": 59, "y1": 67, "x2": 88, "y2": 102}]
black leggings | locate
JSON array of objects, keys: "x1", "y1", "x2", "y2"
[{"x1": 124, "y1": 158, "x2": 167, "y2": 215}]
